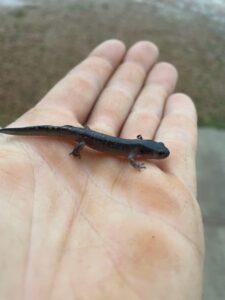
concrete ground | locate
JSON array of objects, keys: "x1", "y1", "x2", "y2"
[{"x1": 198, "y1": 128, "x2": 225, "y2": 299}]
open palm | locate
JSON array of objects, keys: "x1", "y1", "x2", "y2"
[{"x1": 0, "y1": 40, "x2": 204, "y2": 300}]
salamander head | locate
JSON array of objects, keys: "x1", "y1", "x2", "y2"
[{"x1": 138, "y1": 140, "x2": 170, "y2": 159}]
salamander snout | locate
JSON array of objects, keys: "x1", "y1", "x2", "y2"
[
  {"x1": 155, "y1": 142, "x2": 170, "y2": 158},
  {"x1": 139, "y1": 140, "x2": 170, "y2": 159},
  {"x1": 157, "y1": 147, "x2": 170, "y2": 158}
]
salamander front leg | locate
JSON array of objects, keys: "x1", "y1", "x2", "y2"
[
  {"x1": 69, "y1": 141, "x2": 86, "y2": 159},
  {"x1": 128, "y1": 151, "x2": 146, "y2": 170}
]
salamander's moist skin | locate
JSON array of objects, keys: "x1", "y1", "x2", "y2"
[{"x1": 0, "y1": 125, "x2": 170, "y2": 170}]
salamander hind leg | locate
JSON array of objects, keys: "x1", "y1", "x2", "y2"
[{"x1": 69, "y1": 141, "x2": 86, "y2": 159}]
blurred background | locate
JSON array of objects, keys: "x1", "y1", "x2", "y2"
[{"x1": 0, "y1": 0, "x2": 225, "y2": 299}]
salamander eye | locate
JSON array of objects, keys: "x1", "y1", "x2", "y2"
[{"x1": 159, "y1": 150, "x2": 165, "y2": 156}]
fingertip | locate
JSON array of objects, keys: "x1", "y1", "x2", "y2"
[
  {"x1": 125, "y1": 41, "x2": 159, "y2": 71},
  {"x1": 90, "y1": 39, "x2": 126, "y2": 67},
  {"x1": 158, "y1": 62, "x2": 178, "y2": 75},
  {"x1": 147, "y1": 62, "x2": 178, "y2": 93},
  {"x1": 157, "y1": 62, "x2": 178, "y2": 82},
  {"x1": 166, "y1": 93, "x2": 197, "y2": 122},
  {"x1": 130, "y1": 40, "x2": 159, "y2": 56},
  {"x1": 90, "y1": 39, "x2": 126, "y2": 53}
]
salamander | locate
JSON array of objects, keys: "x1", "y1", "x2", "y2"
[{"x1": 0, "y1": 125, "x2": 170, "y2": 170}]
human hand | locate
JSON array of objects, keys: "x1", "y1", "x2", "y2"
[{"x1": 0, "y1": 40, "x2": 204, "y2": 300}]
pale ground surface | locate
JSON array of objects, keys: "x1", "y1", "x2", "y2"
[
  {"x1": 0, "y1": 0, "x2": 225, "y2": 299},
  {"x1": 198, "y1": 128, "x2": 225, "y2": 300}
]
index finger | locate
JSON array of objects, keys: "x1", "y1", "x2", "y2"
[
  {"x1": 155, "y1": 93, "x2": 198, "y2": 195},
  {"x1": 17, "y1": 40, "x2": 126, "y2": 126}
]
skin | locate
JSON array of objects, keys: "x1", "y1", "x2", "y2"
[{"x1": 0, "y1": 40, "x2": 204, "y2": 300}]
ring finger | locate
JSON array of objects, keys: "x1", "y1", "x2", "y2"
[{"x1": 121, "y1": 62, "x2": 178, "y2": 139}]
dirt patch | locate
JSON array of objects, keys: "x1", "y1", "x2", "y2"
[{"x1": 0, "y1": 0, "x2": 225, "y2": 127}]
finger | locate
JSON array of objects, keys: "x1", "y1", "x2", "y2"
[
  {"x1": 87, "y1": 41, "x2": 159, "y2": 135},
  {"x1": 155, "y1": 93, "x2": 198, "y2": 194},
  {"x1": 33, "y1": 40, "x2": 126, "y2": 124},
  {"x1": 121, "y1": 62, "x2": 178, "y2": 139}
]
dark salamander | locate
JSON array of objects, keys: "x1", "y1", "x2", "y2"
[{"x1": 0, "y1": 125, "x2": 170, "y2": 170}]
